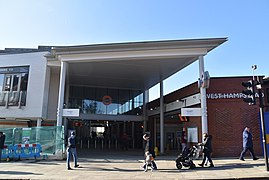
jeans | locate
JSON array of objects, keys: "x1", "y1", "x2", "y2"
[{"x1": 66, "y1": 148, "x2": 78, "y2": 168}]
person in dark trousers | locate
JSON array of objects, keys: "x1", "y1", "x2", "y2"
[
  {"x1": 143, "y1": 133, "x2": 157, "y2": 170},
  {"x1": 0, "y1": 132, "x2": 6, "y2": 162},
  {"x1": 181, "y1": 131, "x2": 187, "y2": 153},
  {"x1": 66, "y1": 131, "x2": 79, "y2": 170},
  {"x1": 121, "y1": 133, "x2": 129, "y2": 151},
  {"x1": 198, "y1": 133, "x2": 214, "y2": 168},
  {"x1": 239, "y1": 127, "x2": 259, "y2": 161}
]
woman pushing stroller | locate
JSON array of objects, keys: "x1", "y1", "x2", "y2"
[{"x1": 198, "y1": 133, "x2": 214, "y2": 168}]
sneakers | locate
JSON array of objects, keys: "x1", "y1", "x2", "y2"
[
  {"x1": 209, "y1": 164, "x2": 214, "y2": 168},
  {"x1": 144, "y1": 168, "x2": 147, "y2": 172},
  {"x1": 239, "y1": 158, "x2": 245, "y2": 161},
  {"x1": 67, "y1": 167, "x2": 72, "y2": 170},
  {"x1": 198, "y1": 163, "x2": 204, "y2": 167},
  {"x1": 74, "y1": 164, "x2": 80, "y2": 168},
  {"x1": 253, "y1": 157, "x2": 259, "y2": 160}
]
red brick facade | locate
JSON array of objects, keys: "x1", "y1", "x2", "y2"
[{"x1": 147, "y1": 76, "x2": 266, "y2": 157}]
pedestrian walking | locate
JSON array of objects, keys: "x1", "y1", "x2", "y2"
[
  {"x1": 181, "y1": 130, "x2": 187, "y2": 153},
  {"x1": 66, "y1": 131, "x2": 79, "y2": 170},
  {"x1": 239, "y1": 127, "x2": 259, "y2": 161},
  {"x1": 142, "y1": 151, "x2": 155, "y2": 172},
  {"x1": 143, "y1": 133, "x2": 157, "y2": 170},
  {"x1": 198, "y1": 133, "x2": 214, "y2": 168},
  {"x1": 121, "y1": 133, "x2": 129, "y2": 151},
  {"x1": 0, "y1": 132, "x2": 6, "y2": 162}
]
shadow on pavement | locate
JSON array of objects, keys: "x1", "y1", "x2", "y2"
[
  {"x1": 196, "y1": 163, "x2": 264, "y2": 170},
  {"x1": 0, "y1": 170, "x2": 42, "y2": 175},
  {"x1": 74, "y1": 166, "x2": 142, "y2": 172}
]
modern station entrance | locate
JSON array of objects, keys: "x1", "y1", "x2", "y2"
[
  {"x1": 47, "y1": 38, "x2": 227, "y2": 154},
  {"x1": 64, "y1": 85, "x2": 145, "y2": 150},
  {"x1": 68, "y1": 119, "x2": 143, "y2": 150}
]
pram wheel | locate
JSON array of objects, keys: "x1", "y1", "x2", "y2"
[
  {"x1": 176, "y1": 162, "x2": 182, "y2": 169},
  {"x1": 189, "y1": 163, "x2": 196, "y2": 169}
]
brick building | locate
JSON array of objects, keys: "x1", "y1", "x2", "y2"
[{"x1": 147, "y1": 76, "x2": 268, "y2": 157}]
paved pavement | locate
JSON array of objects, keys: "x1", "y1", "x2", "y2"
[{"x1": 0, "y1": 150, "x2": 269, "y2": 179}]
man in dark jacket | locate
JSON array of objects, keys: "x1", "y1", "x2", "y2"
[
  {"x1": 239, "y1": 127, "x2": 259, "y2": 161},
  {"x1": 0, "y1": 132, "x2": 6, "y2": 162},
  {"x1": 198, "y1": 133, "x2": 214, "y2": 167},
  {"x1": 66, "y1": 131, "x2": 79, "y2": 170}
]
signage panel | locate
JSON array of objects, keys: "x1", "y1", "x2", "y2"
[
  {"x1": 63, "y1": 109, "x2": 80, "y2": 117},
  {"x1": 181, "y1": 108, "x2": 201, "y2": 116}
]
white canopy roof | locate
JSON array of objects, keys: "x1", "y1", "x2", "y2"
[{"x1": 46, "y1": 38, "x2": 227, "y2": 90}]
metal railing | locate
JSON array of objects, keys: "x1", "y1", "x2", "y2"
[{"x1": 78, "y1": 137, "x2": 136, "y2": 150}]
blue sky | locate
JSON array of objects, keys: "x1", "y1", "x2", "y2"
[{"x1": 0, "y1": 0, "x2": 268, "y2": 100}]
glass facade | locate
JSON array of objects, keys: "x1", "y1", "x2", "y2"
[
  {"x1": 0, "y1": 66, "x2": 29, "y2": 106},
  {"x1": 68, "y1": 86, "x2": 143, "y2": 115}
]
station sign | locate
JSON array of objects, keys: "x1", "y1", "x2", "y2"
[
  {"x1": 63, "y1": 109, "x2": 80, "y2": 117},
  {"x1": 181, "y1": 108, "x2": 201, "y2": 116}
]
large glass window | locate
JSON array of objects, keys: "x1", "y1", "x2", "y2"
[
  {"x1": 0, "y1": 66, "x2": 29, "y2": 106},
  {"x1": 69, "y1": 86, "x2": 144, "y2": 116}
]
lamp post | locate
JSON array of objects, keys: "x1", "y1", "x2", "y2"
[
  {"x1": 252, "y1": 65, "x2": 269, "y2": 171},
  {"x1": 256, "y1": 76, "x2": 269, "y2": 171}
]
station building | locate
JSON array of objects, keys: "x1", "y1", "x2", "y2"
[
  {"x1": 147, "y1": 76, "x2": 269, "y2": 157},
  {"x1": 4, "y1": 38, "x2": 266, "y2": 157}
]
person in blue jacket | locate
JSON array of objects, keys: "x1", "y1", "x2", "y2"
[
  {"x1": 239, "y1": 127, "x2": 259, "y2": 161},
  {"x1": 66, "y1": 131, "x2": 79, "y2": 170}
]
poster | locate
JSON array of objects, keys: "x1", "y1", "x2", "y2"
[
  {"x1": 22, "y1": 128, "x2": 31, "y2": 144},
  {"x1": 187, "y1": 127, "x2": 198, "y2": 143}
]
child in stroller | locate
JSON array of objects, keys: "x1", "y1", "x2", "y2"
[
  {"x1": 142, "y1": 151, "x2": 155, "y2": 172},
  {"x1": 175, "y1": 145, "x2": 197, "y2": 169}
]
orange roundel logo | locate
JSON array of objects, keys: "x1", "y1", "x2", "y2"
[{"x1": 102, "y1": 95, "x2": 112, "y2": 105}]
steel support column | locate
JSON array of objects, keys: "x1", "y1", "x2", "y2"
[
  {"x1": 56, "y1": 61, "x2": 67, "y2": 126},
  {"x1": 199, "y1": 55, "x2": 208, "y2": 140},
  {"x1": 160, "y1": 81, "x2": 164, "y2": 154},
  {"x1": 143, "y1": 90, "x2": 149, "y2": 133}
]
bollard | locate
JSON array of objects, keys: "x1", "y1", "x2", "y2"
[
  {"x1": 80, "y1": 139, "x2": 83, "y2": 149},
  {"x1": 101, "y1": 139, "x2": 104, "y2": 149},
  {"x1": 88, "y1": 139, "x2": 90, "y2": 149},
  {"x1": 154, "y1": 147, "x2": 159, "y2": 156}
]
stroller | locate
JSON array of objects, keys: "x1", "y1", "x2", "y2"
[{"x1": 175, "y1": 145, "x2": 198, "y2": 169}]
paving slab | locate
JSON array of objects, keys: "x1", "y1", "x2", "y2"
[{"x1": 0, "y1": 150, "x2": 269, "y2": 179}]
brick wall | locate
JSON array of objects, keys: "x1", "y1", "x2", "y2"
[
  {"x1": 148, "y1": 76, "x2": 264, "y2": 157},
  {"x1": 207, "y1": 77, "x2": 262, "y2": 157}
]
